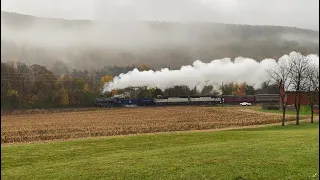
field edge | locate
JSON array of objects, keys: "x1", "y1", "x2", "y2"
[{"x1": 2, "y1": 120, "x2": 318, "y2": 147}]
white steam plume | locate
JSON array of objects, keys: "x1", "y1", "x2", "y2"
[{"x1": 103, "y1": 51, "x2": 319, "y2": 93}]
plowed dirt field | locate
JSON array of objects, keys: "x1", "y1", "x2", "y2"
[{"x1": 1, "y1": 106, "x2": 311, "y2": 144}]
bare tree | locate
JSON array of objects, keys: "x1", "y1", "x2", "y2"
[
  {"x1": 288, "y1": 53, "x2": 311, "y2": 125},
  {"x1": 266, "y1": 59, "x2": 292, "y2": 126},
  {"x1": 306, "y1": 65, "x2": 319, "y2": 123}
]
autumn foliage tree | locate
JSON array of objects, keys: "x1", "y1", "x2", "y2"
[
  {"x1": 100, "y1": 75, "x2": 113, "y2": 89},
  {"x1": 60, "y1": 74, "x2": 73, "y2": 90},
  {"x1": 60, "y1": 89, "x2": 69, "y2": 105},
  {"x1": 266, "y1": 58, "x2": 292, "y2": 126},
  {"x1": 288, "y1": 53, "x2": 311, "y2": 125},
  {"x1": 7, "y1": 89, "x2": 20, "y2": 109},
  {"x1": 1, "y1": 61, "x2": 101, "y2": 109},
  {"x1": 220, "y1": 83, "x2": 234, "y2": 95},
  {"x1": 231, "y1": 83, "x2": 246, "y2": 96},
  {"x1": 138, "y1": 64, "x2": 150, "y2": 71},
  {"x1": 306, "y1": 65, "x2": 319, "y2": 123}
]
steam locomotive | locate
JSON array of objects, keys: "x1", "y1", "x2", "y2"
[{"x1": 95, "y1": 94, "x2": 279, "y2": 108}]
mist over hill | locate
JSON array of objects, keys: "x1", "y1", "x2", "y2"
[{"x1": 1, "y1": 11, "x2": 319, "y2": 70}]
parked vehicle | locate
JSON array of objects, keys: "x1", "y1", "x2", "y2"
[{"x1": 240, "y1": 102, "x2": 251, "y2": 106}]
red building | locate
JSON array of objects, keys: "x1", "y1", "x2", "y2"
[
  {"x1": 279, "y1": 91, "x2": 319, "y2": 105},
  {"x1": 279, "y1": 81, "x2": 319, "y2": 106},
  {"x1": 313, "y1": 105, "x2": 319, "y2": 114}
]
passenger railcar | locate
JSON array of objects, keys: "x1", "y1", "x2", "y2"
[
  {"x1": 223, "y1": 95, "x2": 255, "y2": 105},
  {"x1": 255, "y1": 94, "x2": 279, "y2": 104},
  {"x1": 189, "y1": 96, "x2": 222, "y2": 105}
]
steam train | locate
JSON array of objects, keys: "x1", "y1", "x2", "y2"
[{"x1": 95, "y1": 94, "x2": 279, "y2": 108}]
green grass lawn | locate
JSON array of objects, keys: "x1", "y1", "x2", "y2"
[
  {"x1": 252, "y1": 105, "x2": 314, "y2": 116},
  {"x1": 2, "y1": 123, "x2": 319, "y2": 180}
]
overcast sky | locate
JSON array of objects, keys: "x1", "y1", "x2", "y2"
[{"x1": 1, "y1": 0, "x2": 319, "y2": 30}]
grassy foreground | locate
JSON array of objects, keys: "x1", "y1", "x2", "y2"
[{"x1": 2, "y1": 123, "x2": 319, "y2": 180}]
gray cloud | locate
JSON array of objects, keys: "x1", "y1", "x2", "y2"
[{"x1": 1, "y1": 0, "x2": 319, "y2": 30}]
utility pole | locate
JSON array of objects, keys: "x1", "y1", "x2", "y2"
[
  {"x1": 221, "y1": 81, "x2": 224, "y2": 107},
  {"x1": 168, "y1": 65, "x2": 171, "y2": 97}
]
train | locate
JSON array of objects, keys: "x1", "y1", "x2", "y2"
[{"x1": 95, "y1": 94, "x2": 279, "y2": 108}]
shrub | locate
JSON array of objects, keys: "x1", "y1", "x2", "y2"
[{"x1": 262, "y1": 104, "x2": 280, "y2": 110}]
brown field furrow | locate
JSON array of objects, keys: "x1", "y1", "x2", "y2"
[{"x1": 1, "y1": 106, "x2": 312, "y2": 144}]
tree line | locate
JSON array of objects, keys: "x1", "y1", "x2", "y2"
[{"x1": 1, "y1": 61, "x2": 281, "y2": 110}]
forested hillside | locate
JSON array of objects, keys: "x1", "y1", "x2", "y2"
[{"x1": 1, "y1": 11, "x2": 319, "y2": 70}]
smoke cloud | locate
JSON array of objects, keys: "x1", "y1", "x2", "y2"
[{"x1": 103, "y1": 51, "x2": 319, "y2": 92}]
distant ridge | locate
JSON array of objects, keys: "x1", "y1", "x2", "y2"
[{"x1": 1, "y1": 10, "x2": 318, "y2": 70}]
